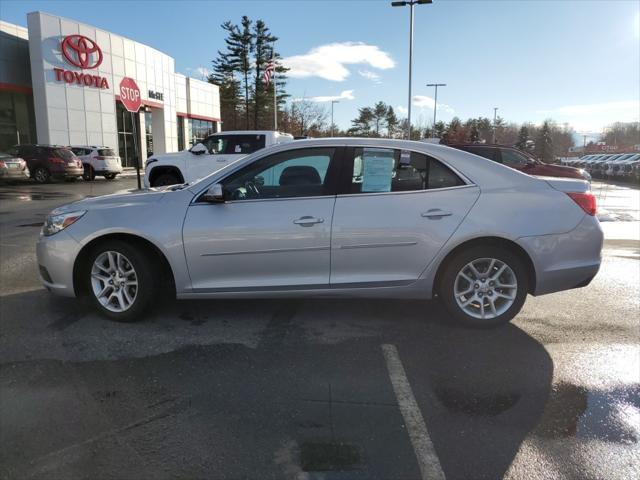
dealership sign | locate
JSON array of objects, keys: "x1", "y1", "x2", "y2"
[{"x1": 54, "y1": 35, "x2": 109, "y2": 89}]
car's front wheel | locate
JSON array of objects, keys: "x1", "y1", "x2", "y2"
[
  {"x1": 85, "y1": 240, "x2": 156, "y2": 321},
  {"x1": 438, "y1": 245, "x2": 529, "y2": 328}
]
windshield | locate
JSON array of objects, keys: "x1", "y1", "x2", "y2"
[
  {"x1": 98, "y1": 148, "x2": 117, "y2": 157},
  {"x1": 53, "y1": 148, "x2": 76, "y2": 160}
]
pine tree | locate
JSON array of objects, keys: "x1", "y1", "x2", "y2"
[
  {"x1": 534, "y1": 121, "x2": 554, "y2": 162},
  {"x1": 252, "y1": 20, "x2": 277, "y2": 129},
  {"x1": 350, "y1": 107, "x2": 375, "y2": 136},
  {"x1": 386, "y1": 106, "x2": 399, "y2": 138},
  {"x1": 516, "y1": 125, "x2": 529, "y2": 150}
]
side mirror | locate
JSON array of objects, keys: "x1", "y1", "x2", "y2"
[
  {"x1": 190, "y1": 143, "x2": 207, "y2": 155},
  {"x1": 202, "y1": 183, "x2": 224, "y2": 203}
]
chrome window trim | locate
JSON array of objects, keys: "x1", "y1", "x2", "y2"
[
  {"x1": 335, "y1": 183, "x2": 477, "y2": 199},
  {"x1": 189, "y1": 142, "x2": 477, "y2": 205}
]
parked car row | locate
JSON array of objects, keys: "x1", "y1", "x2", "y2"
[
  {"x1": 1, "y1": 144, "x2": 122, "y2": 183},
  {"x1": 562, "y1": 153, "x2": 640, "y2": 181}
]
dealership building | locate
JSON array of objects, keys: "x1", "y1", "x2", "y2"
[{"x1": 0, "y1": 12, "x2": 221, "y2": 166}]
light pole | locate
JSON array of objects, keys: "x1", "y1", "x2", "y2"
[
  {"x1": 331, "y1": 100, "x2": 339, "y2": 137},
  {"x1": 492, "y1": 107, "x2": 498, "y2": 144},
  {"x1": 391, "y1": 0, "x2": 433, "y2": 139},
  {"x1": 426, "y1": 82, "x2": 446, "y2": 127}
]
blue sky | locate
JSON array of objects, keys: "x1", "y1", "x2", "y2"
[{"x1": 2, "y1": 0, "x2": 639, "y2": 135}]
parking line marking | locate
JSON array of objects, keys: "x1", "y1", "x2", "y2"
[{"x1": 381, "y1": 344, "x2": 445, "y2": 480}]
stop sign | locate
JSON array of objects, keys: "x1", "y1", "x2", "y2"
[{"x1": 119, "y1": 77, "x2": 141, "y2": 112}]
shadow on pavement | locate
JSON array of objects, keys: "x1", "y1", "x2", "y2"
[{"x1": 0, "y1": 293, "x2": 555, "y2": 479}]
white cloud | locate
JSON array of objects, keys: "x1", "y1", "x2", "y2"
[
  {"x1": 358, "y1": 69, "x2": 381, "y2": 83},
  {"x1": 283, "y1": 42, "x2": 395, "y2": 81},
  {"x1": 536, "y1": 100, "x2": 640, "y2": 132},
  {"x1": 294, "y1": 90, "x2": 355, "y2": 103},
  {"x1": 412, "y1": 95, "x2": 455, "y2": 114},
  {"x1": 186, "y1": 66, "x2": 211, "y2": 79},
  {"x1": 396, "y1": 105, "x2": 408, "y2": 115},
  {"x1": 536, "y1": 100, "x2": 639, "y2": 116}
]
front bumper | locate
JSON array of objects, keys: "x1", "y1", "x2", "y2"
[
  {"x1": 518, "y1": 214, "x2": 603, "y2": 296},
  {"x1": 36, "y1": 230, "x2": 82, "y2": 297}
]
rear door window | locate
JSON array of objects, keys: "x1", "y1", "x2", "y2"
[
  {"x1": 53, "y1": 148, "x2": 75, "y2": 160},
  {"x1": 345, "y1": 147, "x2": 464, "y2": 194},
  {"x1": 499, "y1": 149, "x2": 529, "y2": 167},
  {"x1": 224, "y1": 135, "x2": 266, "y2": 154}
]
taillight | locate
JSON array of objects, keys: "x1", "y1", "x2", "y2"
[
  {"x1": 49, "y1": 157, "x2": 66, "y2": 165},
  {"x1": 567, "y1": 192, "x2": 597, "y2": 216},
  {"x1": 0, "y1": 161, "x2": 5, "y2": 168}
]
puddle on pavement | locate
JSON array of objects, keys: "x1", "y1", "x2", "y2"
[
  {"x1": 0, "y1": 191, "x2": 73, "y2": 201},
  {"x1": 535, "y1": 382, "x2": 639, "y2": 444},
  {"x1": 435, "y1": 388, "x2": 520, "y2": 416},
  {"x1": 300, "y1": 442, "x2": 362, "y2": 472}
]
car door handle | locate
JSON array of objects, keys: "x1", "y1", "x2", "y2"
[
  {"x1": 293, "y1": 216, "x2": 324, "y2": 226},
  {"x1": 421, "y1": 209, "x2": 452, "y2": 219}
]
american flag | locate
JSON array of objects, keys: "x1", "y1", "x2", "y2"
[{"x1": 263, "y1": 57, "x2": 275, "y2": 89}]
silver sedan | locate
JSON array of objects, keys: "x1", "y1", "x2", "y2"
[{"x1": 36, "y1": 138, "x2": 603, "y2": 327}]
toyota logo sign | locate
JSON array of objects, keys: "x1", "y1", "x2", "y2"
[{"x1": 61, "y1": 35, "x2": 103, "y2": 69}]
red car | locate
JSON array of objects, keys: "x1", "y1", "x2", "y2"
[
  {"x1": 8, "y1": 144, "x2": 83, "y2": 183},
  {"x1": 447, "y1": 144, "x2": 591, "y2": 182}
]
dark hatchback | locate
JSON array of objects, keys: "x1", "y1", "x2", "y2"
[
  {"x1": 8, "y1": 145, "x2": 83, "y2": 183},
  {"x1": 446, "y1": 143, "x2": 591, "y2": 181}
]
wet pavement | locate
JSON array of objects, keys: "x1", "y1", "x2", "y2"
[{"x1": 0, "y1": 177, "x2": 638, "y2": 479}]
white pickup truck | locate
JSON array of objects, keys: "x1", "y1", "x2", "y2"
[{"x1": 144, "y1": 131, "x2": 294, "y2": 187}]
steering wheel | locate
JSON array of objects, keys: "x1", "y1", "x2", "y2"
[{"x1": 244, "y1": 181, "x2": 260, "y2": 197}]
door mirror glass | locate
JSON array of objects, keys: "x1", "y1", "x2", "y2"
[
  {"x1": 190, "y1": 143, "x2": 207, "y2": 155},
  {"x1": 202, "y1": 183, "x2": 224, "y2": 202}
]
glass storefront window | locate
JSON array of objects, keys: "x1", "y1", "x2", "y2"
[
  {"x1": 0, "y1": 91, "x2": 36, "y2": 152},
  {"x1": 144, "y1": 110, "x2": 153, "y2": 157},
  {"x1": 116, "y1": 101, "x2": 141, "y2": 168},
  {"x1": 187, "y1": 118, "x2": 216, "y2": 146}
]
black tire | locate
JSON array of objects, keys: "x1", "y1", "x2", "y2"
[
  {"x1": 83, "y1": 239, "x2": 158, "y2": 322},
  {"x1": 438, "y1": 245, "x2": 529, "y2": 328},
  {"x1": 104, "y1": 173, "x2": 117, "y2": 180},
  {"x1": 33, "y1": 167, "x2": 51, "y2": 184},
  {"x1": 82, "y1": 164, "x2": 95, "y2": 181},
  {"x1": 151, "y1": 173, "x2": 180, "y2": 187}
]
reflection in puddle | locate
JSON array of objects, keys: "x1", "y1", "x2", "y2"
[
  {"x1": 435, "y1": 388, "x2": 520, "y2": 416},
  {"x1": 536, "y1": 383, "x2": 639, "y2": 444},
  {"x1": 0, "y1": 191, "x2": 73, "y2": 201}
]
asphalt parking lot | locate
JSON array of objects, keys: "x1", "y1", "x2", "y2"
[{"x1": 0, "y1": 176, "x2": 638, "y2": 480}]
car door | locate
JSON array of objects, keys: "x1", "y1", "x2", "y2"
[
  {"x1": 182, "y1": 146, "x2": 341, "y2": 292},
  {"x1": 188, "y1": 134, "x2": 267, "y2": 182},
  {"x1": 330, "y1": 147, "x2": 480, "y2": 286}
]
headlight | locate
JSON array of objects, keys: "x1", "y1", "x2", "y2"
[{"x1": 42, "y1": 210, "x2": 86, "y2": 236}]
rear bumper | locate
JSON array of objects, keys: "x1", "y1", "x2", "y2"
[
  {"x1": 0, "y1": 168, "x2": 30, "y2": 179},
  {"x1": 518, "y1": 214, "x2": 603, "y2": 296}
]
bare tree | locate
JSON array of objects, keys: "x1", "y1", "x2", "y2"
[{"x1": 290, "y1": 100, "x2": 329, "y2": 136}]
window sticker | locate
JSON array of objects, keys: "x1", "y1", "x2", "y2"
[{"x1": 361, "y1": 148, "x2": 395, "y2": 192}]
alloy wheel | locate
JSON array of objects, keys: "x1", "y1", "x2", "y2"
[
  {"x1": 90, "y1": 251, "x2": 138, "y2": 312},
  {"x1": 453, "y1": 257, "x2": 518, "y2": 320}
]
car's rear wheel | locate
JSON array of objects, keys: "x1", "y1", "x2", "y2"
[
  {"x1": 33, "y1": 167, "x2": 50, "y2": 183},
  {"x1": 439, "y1": 245, "x2": 529, "y2": 328},
  {"x1": 151, "y1": 173, "x2": 180, "y2": 187},
  {"x1": 83, "y1": 164, "x2": 95, "y2": 181},
  {"x1": 104, "y1": 173, "x2": 116, "y2": 180},
  {"x1": 85, "y1": 240, "x2": 156, "y2": 322}
]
